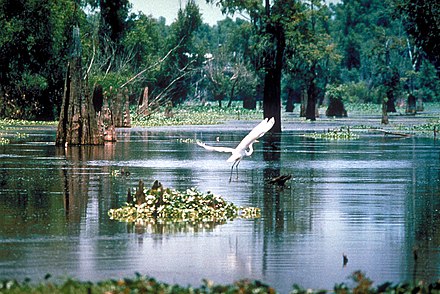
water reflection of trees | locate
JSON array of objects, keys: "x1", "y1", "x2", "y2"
[
  {"x1": 127, "y1": 220, "x2": 222, "y2": 235},
  {"x1": 0, "y1": 148, "x2": 64, "y2": 236},
  {"x1": 57, "y1": 145, "x2": 118, "y2": 224},
  {"x1": 261, "y1": 135, "x2": 316, "y2": 236},
  {"x1": 406, "y1": 141, "x2": 440, "y2": 283},
  {"x1": 260, "y1": 135, "x2": 317, "y2": 275}
]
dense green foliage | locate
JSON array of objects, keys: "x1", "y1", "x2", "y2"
[
  {"x1": 0, "y1": 0, "x2": 77, "y2": 119},
  {"x1": 0, "y1": 0, "x2": 439, "y2": 121},
  {"x1": 394, "y1": 0, "x2": 440, "y2": 78}
]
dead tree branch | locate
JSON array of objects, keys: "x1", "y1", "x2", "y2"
[{"x1": 120, "y1": 39, "x2": 185, "y2": 89}]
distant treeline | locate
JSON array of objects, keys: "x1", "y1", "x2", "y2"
[{"x1": 0, "y1": 0, "x2": 439, "y2": 120}]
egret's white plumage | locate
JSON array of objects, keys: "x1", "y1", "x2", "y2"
[{"x1": 197, "y1": 117, "x2": 275, "y2": 181}]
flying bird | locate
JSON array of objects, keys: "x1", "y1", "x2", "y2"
[{"x1": 197, "y1": 117, "x2": 275, "y2": 181}]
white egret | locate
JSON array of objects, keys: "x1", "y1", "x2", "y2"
[{"x1": 197, "y1": 117, "x2": 275, "y2": 181}]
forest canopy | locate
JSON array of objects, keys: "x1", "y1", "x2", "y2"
[{"x1": 0, "y1": 0, "x2": 439, "y2": 121}]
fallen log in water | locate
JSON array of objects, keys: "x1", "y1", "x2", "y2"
[{"x1": 370, "y1": 129, "x2": 412, "y2": 138}]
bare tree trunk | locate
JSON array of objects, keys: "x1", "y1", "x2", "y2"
[
  {"x1": 123, "y1": 88, "x2": 131, "y2": 127},
  {"x1": 406, "y1": 93, "x2": 416, "y2": 114},
  {"x1": 300, "y1": 90, "x2": 307, "y2": 117},
  {"x1": 261, "y1": 0, "x2": 284, "y2": 133},
  {"x1": 263, "y1": 68, "x2": 282, "y2": 132},
  {"x1": 56, "y1": 26, "x2": 103, "y2": 146},
  {"x1": 138, "y1": 87, "x2": 149, "y2": 115},
  {"x1": 306, "y1": 64, "x2": 317, "y2": 121},
  {"x1": 263, "y1": 32, "x2": 284, "y2": 132},
  {"x1": 381, "y1": 96, "x2": 389, "y2": 125},
  {"x1": 306, "y1": 82, "x2": 317, "y2": 121}
]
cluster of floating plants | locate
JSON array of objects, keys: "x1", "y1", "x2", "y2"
[
  {"x1": 177, "y1": 137, "x2": 197, "y2": 144},
  {"x1": 131, "y1": 103, "x2": 262, "y2": 127},
  {"x1": 304, "y1": 127, "x2": 359, "y2": 140},
  {"x1": 110, "y1": 168, "x2": 131, "y2": 177},
  {"x1": 108, "y1": 180, "x2": 260, "y2": 224},
  {"x1": 0, "y1": 136, "x2": 10, "y2": 145},
  {"x1": 0, "y1": 118, "x2": 56, "y2": 127},
  {"x1": 396, "y1": 119, "x2": 440, "y2": 138},
  {"x1": 14, "y1": 132, "x2": 29, "y2": 139}
]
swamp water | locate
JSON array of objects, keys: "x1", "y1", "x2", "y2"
[{"x1": 0, "y1": 123, "x2": 439, "y2": 293}]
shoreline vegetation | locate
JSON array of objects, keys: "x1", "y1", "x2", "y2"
[
  {"x1": 0, "y1": 102, "x2": 439, "y2": 130},
  {"x1": 1, "y1": 271, "x2": 439, "y2": 293}
]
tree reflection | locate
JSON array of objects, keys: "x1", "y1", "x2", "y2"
[
  {"x1": 263, "y1": 133, "x2": 283, "y2": 233},
  {"x1": 406, "y1": 142, "x2": 440, "y2": 283},
  {"x1": 57, "y1": 144, "x2": 117, "y2": 223},
  {"x1": 127, "y1": 220, "x2": 222, "y2": 235}
]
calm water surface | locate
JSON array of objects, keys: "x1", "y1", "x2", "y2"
[{"x1": 0, "y1": 123, "x2": 439, "y2": 293}]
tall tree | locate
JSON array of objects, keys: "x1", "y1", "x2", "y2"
[
  {"x1": 330, "y1": 0, "x2": 416, "y2": 110},
  {"x1": 393, "y1": 0, "x2": 440, "y2": 78},
  {"x1": 86, "y1": 0, "x2": 131, "y2": 44},
  {"x1": 283, "y1": 1, "x2": 336, "y2": 120},
  {"x1": 0, "y1": 0, "x2": 76, "y2": 119},
  {"x1": 208, "y1": 0, "x2": 302, "y2": 132},
  {"x1": 99, "y1": 0, "x2": 130, "y2": 43}
]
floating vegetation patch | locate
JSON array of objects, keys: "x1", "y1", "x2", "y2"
[
  {"x1": 396, "y1": 119, "x2": 440, "y2": 138},
  {"x1": 111, "y1": 168, "x2": 131, "y2": 177},
  {"x1": 0, "y1": 118, "x2": 57, "y2": 128},
  {"x1": 0, "y1": 119, "x2": 55, "y2": 145},
  {"x1": 108, "y1": 180, "x2": 260, "y2": 224},
  {"x1": 0, "y1": 136, "x2": 10, "y2": 145},
  {"x1": 345, "y1": 103, "x2": 383, "y2": 115},
  {"x1": 14, "y1": 132, "x2": 29, "y2": 139},
  {"x1": 177, "y1": 137, "x2": 197, "y2": 144},
  {"x1": 131, "y1": 104, "x2": 262, "y2": 127},
  {"x1": 304, "y1": 127, "x2": 359, "y2": 140}
]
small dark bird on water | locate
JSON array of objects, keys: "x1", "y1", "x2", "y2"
[
  {"x1": 268, "y1": 174, "x2": 292, "y2": 187},
  {"x1": 412, "y1": 245, "x2": 418, "y2": 262},
  {"x1": 343, "y1": 253, "x2": 348, "y2": 267}
]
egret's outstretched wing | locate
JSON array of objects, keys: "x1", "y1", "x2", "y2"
[
  {"x1": 235, "y1": 117, "x2": 275, "y2": 150},
  {"x1": 197, "y1": 141, "x2": 235, "y2": 153}
]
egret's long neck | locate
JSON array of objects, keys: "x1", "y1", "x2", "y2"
[{"x1": 245, "y1": 143, "x2": 254, "y2": 157}]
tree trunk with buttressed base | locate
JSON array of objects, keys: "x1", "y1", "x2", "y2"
[{"x1": 56, "y1": 26, "x2": 103, "y2": 146}]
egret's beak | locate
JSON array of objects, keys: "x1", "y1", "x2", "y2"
[{"x1": 255, "y1": 140, "x2": 259, "y2": 143}]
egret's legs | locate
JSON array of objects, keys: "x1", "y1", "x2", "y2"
[
  {"x1": 229, "y1": 163, "x2": 235, "y2": 182},
  {"x1": 229, "y1": 160, "x2": 241, "y2": 182},
  {"x1": 235, "y1": 161, "x2": 240, "y2": 179}
]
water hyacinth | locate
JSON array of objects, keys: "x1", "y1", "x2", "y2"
[
  {"x1": 131, "y1": 103, "x2": 262, "y2": 127},
  {"x1": 0, "y1": 136, "x2": 9, "y2": 145},
  {"x1": 304, "y1": 127, "x2": 359, "y2": 140},
  {"x1": 108, "y1": 182, "x2": 261, "y2": 224}
]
